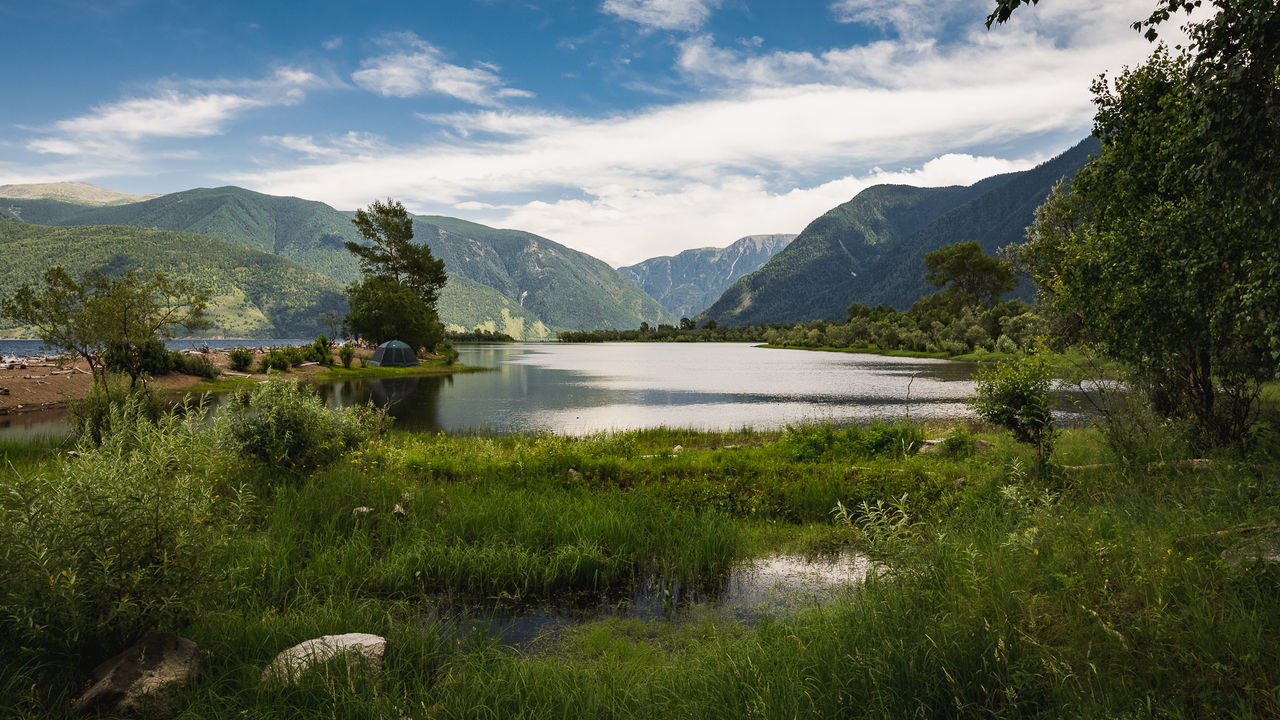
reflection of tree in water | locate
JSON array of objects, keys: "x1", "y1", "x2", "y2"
[{"x1": 315, "y1": 375, "x2": 450, "y2": 432}]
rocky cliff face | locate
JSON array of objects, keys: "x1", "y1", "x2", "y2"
[{"x1": 618, "y1": 233, "x2": 796, "y2": 319}]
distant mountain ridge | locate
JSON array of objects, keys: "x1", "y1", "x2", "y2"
[
  {"x1": 0, "y1": 182, "x2": 159, "y2": 207},
  {"x1": 0, "y1": 186, "x2": 674, "y2": 337},
  {"x1": 699, "y1": 138, "x2": 1101, "y2": 326},
  {"x1": 618, "y1": 233, "x2": 796, "y2": 318}
]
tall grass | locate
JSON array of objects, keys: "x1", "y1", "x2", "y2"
[{"x1": 2, "y1": 405, "x2": 1277, "y2": 718}]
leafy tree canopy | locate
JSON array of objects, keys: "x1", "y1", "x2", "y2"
[
  {"x1": 344, "y1": 199, "x2": 449, "y2": 352},
  {"x1": 344, "y1": 276, "x2": 443, "y2": 354},
  {"x1": 921, "y1": 241, "x2": 1016, "y2": 311},
  {"x1": 347, "y1": 198, "x2": 447, "y2": 308},
  {"x1": 1, "y1": 267, "x2": 209, "y2": 389}
]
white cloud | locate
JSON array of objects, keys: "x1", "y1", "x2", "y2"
[
  {"x1": 829, "y1": 0, "x2": 987, "y2": 38},
  {"x1": 25, "y1": 67, "x2": 323, "y2": 159},
  {"x1": 232, "y1": 1, "x2": 1174, "y2": 265},
  {"x1": 263, "y1": 131, "x2": 387, "y2": 160},
  {"x1": 323, "y1": 36, "x2": 343, "y2": 50},
  {"x1": 601, "y1": 0, "x2": 721, "y2": 31},
  {"x1": 352, "y1": 32, "x2": 533, "y2": 106}
]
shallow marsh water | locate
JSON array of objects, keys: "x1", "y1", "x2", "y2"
[{"x1": 431, "y1": 550, "x2": 873, "y2": 653}]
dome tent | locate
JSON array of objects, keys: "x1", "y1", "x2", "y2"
[{"x1": 368, "y1": 340, "x2": 419, "y2": 367}]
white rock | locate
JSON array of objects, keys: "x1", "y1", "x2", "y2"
[{"x1": 262, "y1": 633, "x2": 386, "y2": 684}]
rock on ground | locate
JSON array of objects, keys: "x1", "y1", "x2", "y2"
[
  {"x1": 261, "y1": 633, "x2": 386, "y2": 684},
  {"x1": 74, "y1": 633, "x2": 200, "y2": 719}
]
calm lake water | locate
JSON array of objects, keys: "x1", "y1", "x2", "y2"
[
  {"x1": 0, "y1": 341, "x2": 1045, "y2": 440},
  {"x1": 318, "y1": 343, "x2": 980, "y2": 435}
]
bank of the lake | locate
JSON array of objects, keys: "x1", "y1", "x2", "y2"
[
  {"x1": 2, "y1": 403, "x2": 1277, "y2": 719},
  {"x1": 0, "y1": 340, "x2": 479, "y2": 420}
]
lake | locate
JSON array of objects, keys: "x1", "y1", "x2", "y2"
[
  {"x1": 316, "y1": 343, "x2": 980, "y2": 435},
  {"x1": 0, "y1": 341, "x2": 1021, "y2": 439}
]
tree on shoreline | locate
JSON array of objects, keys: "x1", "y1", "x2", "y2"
[
  {"x1": 0, "y1": 267, "x2": 209, "y2": 392},
  {"x1": 994, "y1": 0, "x2": 1280, "y2": 444},
  {"x1": 343, "y1": 199, "x2": 447, "y2": 352}
]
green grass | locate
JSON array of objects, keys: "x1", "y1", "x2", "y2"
[{"x1": 2, "y1": 412, "x2": 1278, "y2": 718}]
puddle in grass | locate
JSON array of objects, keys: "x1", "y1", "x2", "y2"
[{"x1": 430, "y1": 551, "x2": 872, "y2": 653}]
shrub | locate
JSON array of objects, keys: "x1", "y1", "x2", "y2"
[
  {"x1": 259, "y1": 348, "x2": 290, "y2": 373},
  {"x1": 283, "y1": 346, "x2": 305, "y2": 367},
  {"x1": 104, "y1": 337, "x2": 173, "y2": 376},
  {"x1": 783, "y1": 422, "x2": 923, "y2": 462},
  {"x1": 437, "y1": 339, "x2": 459, "y2": 365},
  {"x1": 339, "y1": 345, "x2": 355, "y2": 369},
  {"x1": 228, "y1": 346, "x2": 254, "y2": 372},
  {"x1": 0, "y1": 395, "x2": 248, "y2": 665},
  {"x1": 969, "y1": 347, "x2": 1057, "y2": 469},
  {"x1": 68, "y1": 378, "x2": 167, "y2": 445},
  {"x1": 939, "y1": 427, "x2": 977, "y2": 458},
  {"x1": 172, "y1": 352, "x2": 219, "y2": 379},
  {"x1": 215, "y1": 379, "x2": 386, "y2": 470}
]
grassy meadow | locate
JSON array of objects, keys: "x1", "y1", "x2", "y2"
[{"x1": 1, "y1": 383, "x2": 1278, "y2": 719}]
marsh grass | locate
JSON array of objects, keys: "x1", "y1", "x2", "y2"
[{"x1": 1, "y1": 408, "x2": 1277, "y2": 718}]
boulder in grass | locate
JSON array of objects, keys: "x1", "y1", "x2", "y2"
[
  {"x1": 261, "y1": 633, "x2": 386, "y2": 685},
  {"x1": 74, "y1": 633, "x2": 200, "y2": 719}
]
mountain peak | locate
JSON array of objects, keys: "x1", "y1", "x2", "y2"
[{"x1": 0, "y1": 182, "x2": 159, "y2": 207}]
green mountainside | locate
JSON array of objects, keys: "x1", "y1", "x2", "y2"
[
  {"x1": 0, "y1": 222, "x2": 346, "y2": 338},
  {"x1": 0, "y1": 187, "x2": 673, "y2": 336},
  {"x1": 618, "y1": 234, "x2": 796, "y2": 319},
  {"x1": 699, "y1": 138, "x2": 1101, "y2": 326}
]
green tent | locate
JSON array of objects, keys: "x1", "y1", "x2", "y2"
[{"x1": 368, "y1": 340, "x2": 419, "y2": 367}]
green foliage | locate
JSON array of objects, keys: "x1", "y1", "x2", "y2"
[
  {"x1": 0, "y1": 394, "x2": 248, "y2": 665},
  {"x1": 68, "y1": 378, "x2": 168, "y2": 446},
  {"x1": 258, "y1": 348, "x2": 290, "y2": 373},
  {"x1": 104, "y1": 337, "x2": 172, "y2": 377},
  {"x1": 339, "y1": 344, "x2": 355, "y2": 369},
  {"x1": 970, "y1": 348, "x2": 1057, "y2": 467},
  {"x1": 922, "y1": 240, "x2": 1017, "y2": 310},
  {"x1": 437, "y1": 338, "x2": 459, "y2": 365},
  {"x1": 0, "y1": 222, "x2": 346, "y2": 338},
  {"x1": 939, "y1": 426, "x2": 977, "y2": 458},
  {"x1": 1018, "y1": 48, "x2": 1272, "y2": 446},
  {"x1": 782, "y1": 422, "x2": 924, "y2": 462},
  {"x1": 997, "y1": 0, "x2": 1279, "y2": 450},
  {"x1": 447, "y1": 328, "x2": 516, "y2": 342},
  {"x1": 344, "y1": 275, "x2": 444, "y2": 352},
  {"x1": 171, "y1": 351, "x2": 219, "y2": 379},
  {"x1": 564, "y1": 300, "x2": 1039, "y2": 357},
  {"x1": 348, "y1": 198, "x2": 447, "y2": 309},
  {"x1": 215, "y1": 379, "x2": 385, "y2": 470},
  {"x1": 228, "y1": 346, "x2": 254, "y2": 372}
]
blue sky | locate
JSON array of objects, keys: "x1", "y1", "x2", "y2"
[{"x1": 0, "y1": 0, "x2": 1181, "y2": 265}]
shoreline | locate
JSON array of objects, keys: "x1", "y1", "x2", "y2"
[{"x1": 0, "y1": 347, "x2": 481, "y2": 417}]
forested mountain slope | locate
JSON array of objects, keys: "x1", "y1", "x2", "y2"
[
  {"x1": 618, "y1": 234, "x2": 796, "y2": 318},
  {"x1": 0, "y1": 187, "x2": 673, "y2": 336},
  {"x1": 699, "y1": 138, "x2": 1100, "y2": 326},
  {"x1": 0, "y1": 222, "x2": 346, "y2": 338}
]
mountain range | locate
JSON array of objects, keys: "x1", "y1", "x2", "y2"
[
  {"x1": 618, "y1": 234, "x2": 795, "y2": 319},
  {"x1": 0, "y1": 137, "x2": 1097, "y2": 337},
  {"x1": 697, "y1": 138, "x2": 1101, "y2": 326},
  {"x1": 0, "y1": 187, "x2": 673, "y2": 338}
]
